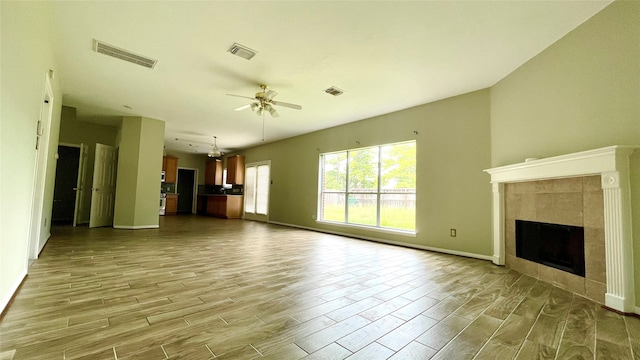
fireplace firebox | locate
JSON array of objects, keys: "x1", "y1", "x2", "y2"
[{"x1": 516, "y1": 220, "x2": 585, "y2": 277}]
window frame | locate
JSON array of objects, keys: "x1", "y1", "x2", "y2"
[{"x1": 317, "y1": 140, "x2": 416, "y2": 235}]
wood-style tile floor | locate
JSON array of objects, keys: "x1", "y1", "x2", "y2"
[{"x1": 1, "y1": 216, "x2": 639, "y2": 359}]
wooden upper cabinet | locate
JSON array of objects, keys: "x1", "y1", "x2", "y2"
[
  {"x1": 226, "y1": 155, "x2": 245, "y2": 185},
  {"x1": 163, "y1": 156, "x2": 178, "y2": 184},
  {"x1": 205, "y1": 159, "x2": 223, "y2": 186}
]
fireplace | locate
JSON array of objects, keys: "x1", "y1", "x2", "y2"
[
  {"x1": 515, "y1": 220, "x2": 585, "y2": 277},
  {"x1": 485, "y1": 145, "x2": 639, "y2": 315},
  {"x1": 500, "y1": 177, "x2": 600, "y2": 301}
]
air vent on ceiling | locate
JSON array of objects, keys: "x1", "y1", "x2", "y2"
[
  {"x1": 93, "y1": 39, "x2": 157, "y2": 69},
  {"x1": 228, "y1": 43, "x2": 257, "y2": 60},
  {"x1": 324, "y1": 86, "x2": 344, "y2": 96}
]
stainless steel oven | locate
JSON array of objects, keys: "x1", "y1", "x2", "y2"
[{"x1": 159, "y1": 193, "x2": 167, "y2": 215}]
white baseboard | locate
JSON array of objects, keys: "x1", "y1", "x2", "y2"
[
  {"x1": 113, "y1": 225, "x2": 159, "y2": 230},
  {"x1": 37, "y1": 232, "x2": 50, "y2": 256},
  {"x1": 1, "y1": 271, "x2": 27, "y2": 315},
  {"x1": 268, "y1": 221, "x2": 494, "y2": 262}
]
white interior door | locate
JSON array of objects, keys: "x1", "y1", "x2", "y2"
[
  {"x1": 73, "y1": 143, "x2": 88, "y2": 227},
  {"x1": 28, "y1": 73, "x2": 54, "y2": 260},
  {"x1": 89, "y1": 143, "x2": 117, "y2": 228},
  {"x1": 244, "y1": 161, "x2": 270, "y2": 222}
]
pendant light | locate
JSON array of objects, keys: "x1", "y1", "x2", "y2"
[{"x1": 208, "y1": 136, "x2": 221, "y2": 158}]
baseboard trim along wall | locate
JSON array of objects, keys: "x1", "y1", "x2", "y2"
[
  {"x1": 0, "y1": 273, "x2": 28, "y2": 319},
  {"x1": 37, "y1": 233, "x2": 50, "y2": 257},
  {"x1": 268, "y1": 221, "x2": 494, "y2": 262},
  {"x1": 113, "y1": 225, "x2": 160, "y2": 230}
]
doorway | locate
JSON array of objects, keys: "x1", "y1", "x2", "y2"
[
  {"x1": 177, "y1": 168, "x2": 197, "y2": 214},
  {"x1": 244, "y1": 161, "x2": 270, "y2": 222},
  {"x1": 52, "y1": 145, "x2": 80, "y2": 224}
]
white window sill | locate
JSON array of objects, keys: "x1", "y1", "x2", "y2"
[{"x1": 316, "y1": 220, "x2": 416, "y2": 237}]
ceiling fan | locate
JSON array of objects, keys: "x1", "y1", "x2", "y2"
[{"x1": 227, "y1": 85, "x2": 302, "y2": 118}]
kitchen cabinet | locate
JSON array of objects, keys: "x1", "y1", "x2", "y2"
[
  {"x1": 165, "y1": 194, "x2": 178, "y2": 215},
  {"x1": 200, "y1": 195, "x2": 243, "y2": 219},
  {"x1": 205, "y1": 159, "x2": 222, "y2": 186},
  {"x1": 226, "y1": 155, "x2": 245, "y2": 185},
  {"x1": 163, "y1": 156, "x2": 178, "y2": 184},
  {"x1": 197, "y1": 196, "x2": 206, "y2": 215}
]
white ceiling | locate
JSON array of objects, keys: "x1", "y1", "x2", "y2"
[{"x1": 50, "y1": 1, "x2": 611, "y2": 155}]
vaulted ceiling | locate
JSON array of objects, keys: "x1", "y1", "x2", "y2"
[{"x1": 50, "y1": 1, "x2": 611, "y2": 154}]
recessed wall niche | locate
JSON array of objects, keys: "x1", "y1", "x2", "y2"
[{"x1": 504, "y1": 176, "x2": 605, "y2": 303}]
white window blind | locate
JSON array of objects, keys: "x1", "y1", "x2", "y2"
[
  {"x1": 256, "y1": 165, "x2": 270, "y2": 215},
  {"x1": 244, "y1": 166, "x2": 256, "y2": 214},
  {"x1": 244, "y1": 161, "x2": 270, "y2": 217}
]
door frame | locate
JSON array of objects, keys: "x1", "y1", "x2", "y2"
[
  {"x1": 176, "y1": 167, "x2": 199, "y2": 214},
  {"x1": 27, "y1": 72, "x2": 54, "y2": 261},
  {"x1": 74, "y1": 143, "x2": 89, "y2": 226},
  {"x1": 243, "y1": 160, "x2": 270, "y2": 222},
  {"x1": 56, "y1": 142, "x2": 87, "y2": 227}
]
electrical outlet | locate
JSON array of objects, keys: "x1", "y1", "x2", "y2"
[
  {"x1": 311, "y1": 214, "x2": 316, "y2": 220},
  {"x1": 450, "y1": 228, "x2": 456, "y2": 237}
]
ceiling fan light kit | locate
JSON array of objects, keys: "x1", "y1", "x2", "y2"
[{"x1": 227, "y1": 84, "x2": 301, "y2": 118}]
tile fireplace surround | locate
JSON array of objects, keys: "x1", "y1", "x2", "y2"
[{"x1": 485, "y1": 146, "x2": 639, "y2": 315}]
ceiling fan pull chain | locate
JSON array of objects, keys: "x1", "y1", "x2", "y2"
[{"x1": 262, "y1": 113, "x2": 265, "y2": 142}]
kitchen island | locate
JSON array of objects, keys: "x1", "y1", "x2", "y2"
[{"x1": 197, "y1": 194, "x2": 243, "y2": 219}]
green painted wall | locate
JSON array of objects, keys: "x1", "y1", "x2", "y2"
[
  {"x1": 135, "y1": 118, "x2": 165, "y2": 225},
  {"x1": 239, "y1": 89, "x2": 493, "y2": 257},
  {"x1": 114, "y1": 117, "x2": 164, "y2": 228},
  {"x1": 0, "y1": 1, "x2": 63, "y2": 311},
  {"x1": 114, "y1": 118, "x2": 141, "y2": 226},
  {"x1": 490, "y1": 1, "x2": 639, "y2": 167},
  {"x1": 490, "y1": 1, "x2": 640, "y2": 305}
]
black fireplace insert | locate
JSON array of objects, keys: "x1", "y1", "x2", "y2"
[{"x1": 515, "y1": 220, "x2": 585, "y2": 277}]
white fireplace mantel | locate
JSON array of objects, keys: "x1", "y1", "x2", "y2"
[{"x1": 485, "y1": 145, "x2": 639, "y2": 314}]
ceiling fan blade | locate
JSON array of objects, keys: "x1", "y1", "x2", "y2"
[
  {"x1": 227, "y1": 94, "x2": 256, "y2": 100},
  {"x1": 234, "y1": 104, "x2": 251, "y2": 111},
  {"x1": 265, "y1": 90, "x2": 278, "y2": 100},
  {"x1": 271, "y1": 100, "x2": 302, "y2": 110}
]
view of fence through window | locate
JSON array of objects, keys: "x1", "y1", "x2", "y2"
[{"x1": 319, "y1": 141, "x2": 416, "y2": 231}]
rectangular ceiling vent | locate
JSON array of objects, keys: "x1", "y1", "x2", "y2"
[
  {"x1": 93, "y1": 39, "x2": 157, "y2": 69},
  {"x1": 228, "y1": 43, "x2": 257, "y2": 60},
  {"x1": 324, "y1": 86, "x2": 344, "y2": 96}
]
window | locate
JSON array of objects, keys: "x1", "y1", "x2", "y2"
[
  {"x1": 245, "y1": 161, "x2": 270, "y2": 216},
  {"x1": 319, "y1": 141, "x2": 416, "y2": 232}
]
